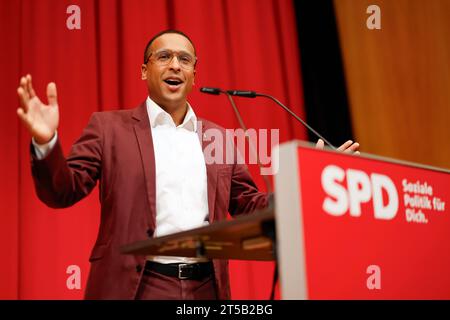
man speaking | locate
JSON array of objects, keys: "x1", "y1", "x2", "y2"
[{"x1": 16, "y1": 29, "x2": 359, "y2": 300}]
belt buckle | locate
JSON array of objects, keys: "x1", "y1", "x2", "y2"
[{"x1": 178, "y1": 264, "x2": 190, "y2": 280}]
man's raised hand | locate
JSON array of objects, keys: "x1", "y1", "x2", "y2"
[
  {"x1": 316, "y1": 138, "x2": 360, "y2": 155},
  {"x1": 17, "y1": 74, "x2": 59, "y2": 144}
]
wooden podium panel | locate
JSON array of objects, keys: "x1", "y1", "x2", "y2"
[{"x1": 121, "y1": 207, "x2": 275, "y2": 261}]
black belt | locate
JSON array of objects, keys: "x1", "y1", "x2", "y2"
[{"x1": 144, "y1": 261, "x2": 214, "y2": 280}]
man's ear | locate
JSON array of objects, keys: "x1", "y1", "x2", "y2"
[
  {"x1": 141, "y1": 64, "x2": 147, "y2": 80},
  {"x1": 193, "y1": 69, "x2": 196, "y2": 85}
]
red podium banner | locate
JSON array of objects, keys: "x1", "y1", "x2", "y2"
[{"x1": 274, "y1": 141, "x2": 450, "y2": 299}]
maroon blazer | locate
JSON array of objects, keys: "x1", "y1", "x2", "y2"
[{"x1": 30, "y1": 102, "x2": 269, "y2": 299}]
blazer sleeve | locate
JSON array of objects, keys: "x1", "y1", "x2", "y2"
[
  {"x1": 228, "y1": 161, "x2": 272, "y2": 216},
  {"x1": 30, "y1": 113, "x2": 103, "y2": 208}
]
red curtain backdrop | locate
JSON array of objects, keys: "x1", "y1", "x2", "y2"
[{"x1": 0, "y1": 0, "x2": 306, "y2": 299}]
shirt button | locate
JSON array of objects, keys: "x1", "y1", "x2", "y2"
[
  {"x1": 136, "y1": 264, "x2": 142, "y2": 273},
  {"x1": 146, "y1": 229, "x2": 153, "y2": 237}
]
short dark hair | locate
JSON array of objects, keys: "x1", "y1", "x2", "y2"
[{"x1": 143, "y1": 29, "x2": 196, "y2": 64}]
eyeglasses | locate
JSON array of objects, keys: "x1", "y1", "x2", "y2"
[{"x1": 146, "y1": 50, "x2": 196, "y2": 70}]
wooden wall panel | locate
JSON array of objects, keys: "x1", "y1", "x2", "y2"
[{"x1": 334, "y1": 0, "x2": 450, "y2": 169}]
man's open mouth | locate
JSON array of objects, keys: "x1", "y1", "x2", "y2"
[{"x1": 164, "y1": 79, "x2": 183, "y2": 86}]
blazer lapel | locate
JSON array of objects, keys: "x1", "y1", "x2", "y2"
[
  {"x1": 198, "y1": 119, "x2": 218, "y2": 223},
  {"x1": 132, "y1": 102, "x2": 157, "y2": 233}
]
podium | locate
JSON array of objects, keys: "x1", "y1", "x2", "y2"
[
  {"x1": 121, "y1": 206, "x2": 275, "y2": 261},
  {"x1": 122, "y1": 141, "x2": 450, "y2": 299}
]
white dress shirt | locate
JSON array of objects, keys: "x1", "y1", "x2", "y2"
[
  {"x1": 33, "y1": 97, "x2": 210, "y2": 264},
  {"x1": 145, "y1": 97, "x2": 209, "y2": 263}
]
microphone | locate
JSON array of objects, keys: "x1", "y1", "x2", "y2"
[
  {"x1": 226, "y1": 90, "x2": 256, "y2": 98},
  {"x1": 226, "y1": 90, "x2": 336, "y2": 149},
  {"x1": 200, "y1": 87, "x2": 222, "y2": 95}
]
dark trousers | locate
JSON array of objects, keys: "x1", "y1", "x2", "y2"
[{"x1": 135, "y1": 269, "x2": 217, "y2": 300}]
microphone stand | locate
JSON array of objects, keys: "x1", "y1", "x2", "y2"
[
  {"x1": 199, "y1": 87, "x2": 273, "y2": 193},
  {"x1": 227, "y1": 90, "x2": 337, "y2": 150},
  {"x1": 221, "y1": 91, "x2": 277, "y2": 300},
  {"x1": 224, "y1": 92, "x2": 273, "y2": 194},
  {"x1": 200, "y1": 87, "x2": 278, "y2": 300}
]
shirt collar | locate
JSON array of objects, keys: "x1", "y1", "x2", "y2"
[{"x1": 146, "y1": 96, "x2": 197, "y2": 132}]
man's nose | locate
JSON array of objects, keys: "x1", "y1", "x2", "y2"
[{"x1": 168, "y1": 55, "x2": 181, "y2": 70}]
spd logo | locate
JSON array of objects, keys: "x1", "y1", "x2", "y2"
[{"x1": 321, "y1": 165, "x2": 399, "y2": 220}]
